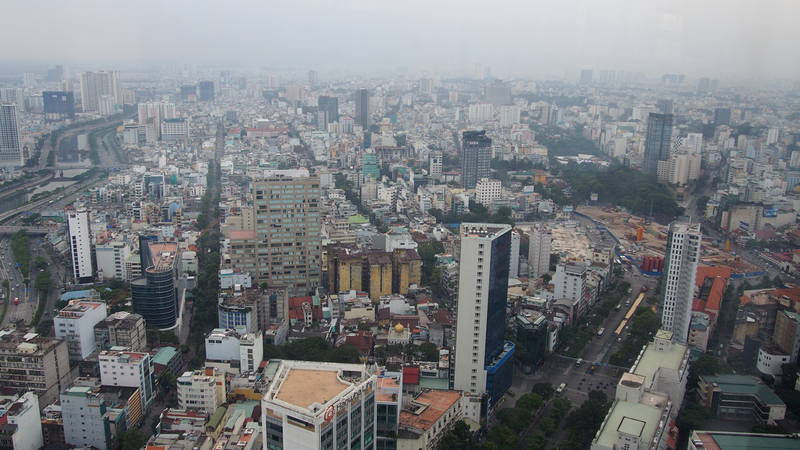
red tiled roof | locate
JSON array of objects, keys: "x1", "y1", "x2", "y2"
[
  {"x1": 403, "y1": 366, "x2": 420, "y2": 385},
  {"x1": 705, "y1": 277, "x2": 727, "y2": 313}
]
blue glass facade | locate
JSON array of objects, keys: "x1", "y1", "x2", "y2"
[
  {"x1": 485, "y1": 229, "x2": 511, "y2": 363},
  {"x1": 486, "y1": 342, "x2": 515, "y2": 406}
]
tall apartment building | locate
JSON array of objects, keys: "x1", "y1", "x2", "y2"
[
  {"x1": 177, "y1": 367, "x2": 226, "y2": 415},
  {"x1": 131, "y1": 240, "x2": 178, "y2": 330},
  {"x1": 0, "y1": 329, "x2": 73, "y2": 406},
  {"x1": 0, "y1": 103, "x2": 22, "y2": 167},
  {"x1": 354, "y1": 88, "x2": 370, "y2": 129},
  {"x1": 66, "y1": 208, "x2": 94, "y2": 283},
  {"x1": 509, "y1": 230, "x2": 520, "y2": 279},
  {"x1": 243, "y1": 175, "x2": 322, "y2": 297},
  {"x1": 428, "y1": 150, "x2": 443, "y2": 179},
  {"x1": 261, "y1": 360, "x2": 377, "y2": 450},
  {"x1": 54, "y1": 299, "x2": 108, "y2": 360},
  {"x1": 198, "y1": 81, "x2": 215, "y2": 101},
  {"x1": 475, "y1": 178, "x2": 501, "y2": 206},
  {"x1": 554, "y1": 262, "x2": 589, "y2": 319},
  {"x1": 317, "y1": 95, "x2": 339, "y2": 127},
  {"x1": 43, "y1": 91, "x2": 75, "y2": 121},
  {"x1": 61, "y1": 386, "x2": 113, "y2": 450},
  {"x1": 453, "y1": 223, "x2": 515, "y2": 422},
  {"x1": 528, "y1": 224, "x2": 552, "y2": 280},
  {"x1": 95, "y1": 241, "x2": 130, "y2": 281},
  {"x1": 0, "y1": 392, "x2": 43, "y2": 450},
  {"x1": 461, "y1": 130, "x2": 492, "y2": 189},
  {"x1": 93, "y1": 311, "x2": 147, "y2": 352},
  {"x1": 642, "y1": 113, "x2": 673, "y2": 177},
  {"x1": 98, "y1": 349, "x2": 155, "y2": 409},
  {"x1": 661, "y1": 222, "x2": 702, "y2": 344},
  {"x1": 79, "y1": 71, "x2": 120, "y2": 112}
]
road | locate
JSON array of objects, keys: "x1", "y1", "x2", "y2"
[{"x1": 0, "y1": 237, "x2": 35, "y2": 327}]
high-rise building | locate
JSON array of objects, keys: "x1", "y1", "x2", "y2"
[
  {"x1": 354, "y1": 88, "x2": 370, "y2": 129},
  {"x1": 428, "y1": 150, "x2": 442, "y2": 179},
  {"x1": 661, "y1": 222, "x2": 702, "y2": 343},
  {"x1": 248, "y1": 174, "x2": 322, "y2": 297},
  {"x1": 131, "y1": 240, "x2": 178, "y2": 330},
  {"x1": 198, "y1": 81, "x2": 215, "y2": 101},
  {"x1": 177, "y1": 367, "x2": 226, "y2": 414},
  {"x1": 580, "y1": 69, "x2": 593, "y2": 84},
  {"x1": 642, "y1": 113, "x2": 674, "y2": 177},
  {"x1": 79, "y1": 71, "x2": 120, "y2": 112},
  {"x1": 528, "y1": 224, "x2": 551, "y2": 280},
  {"x1": 61, "y1": 386, "x2": 113, "y2": 450},
  {"x1": 179, "y1": 84, "x2": 197, "y2": 101},
  {"x1": 714, "y1": 108, "x2": 731, "y2": 126},
  {"x1": 484, "y1": 81, "x2": 511, "y2": 105},
  {"x1": 66, "y1": 209, "x2": 94, "y2": 283},
  {"x1": 475, "y1": 178, "x2": 501, "y2": 206},
  {"x1": 317, "y1": 95, "x2": 339, "y2": 126},
  {"x1": 0, "y1": 329, "x2": 73, "y2": 406},
  {"x1": 42, "y1": 91, "x2": 75, "y2": 121},
  {"x1": 98, "y1": 349, "x2": 155, "y2": 409},
  {"x1": 0, "y1": 104, "x2": 22, "y2": 167},
  {"x1": 460, "y1": 130, "x2": 491, "y2": 189},
  {"x1": 453, "y1": 223, "x2": 515, "y2": 420},
  {"x1": 657, "y1": 99, "x2": 674, "y2": 114},
  {"x1": 93, "y1": 311, "x2": 147, "y2": 352},
  {"x1": 54, "y1": 299, "x2": 108, "y2": 360},
  {"x1": 0, "y1": 392, "x2": 43, "y2": 450},
  {"x1": 509, "y1": 230, "x2": 520, "y2": 279},
  {"x1": 554, "y1": 262, "x2": 589, "y2": 317},
  {"x1": 308, "y1": 69, "x2": 318, "y2": 86},
  {"x1": 261, "y1": 360, "x2": 377, "y2": 450}
]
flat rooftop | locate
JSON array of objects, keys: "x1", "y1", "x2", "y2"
[
  {"x1": 400, "y1": 390, "x2": 461, "y2": 432},
  {"x1": 274, "y1": 368, "x2": 349, "y2": 410},
  {"x1": 693, "y1": 431, "x2": 800, "y2": 449},
  {"x1": 632, "y1": 340, "x2": 687, "y2": 388},
  {"x1": 594, "y1": 400, "x2": 665, "y2": 449},
  {"x1": 148, "y1": 242, "x2": 178, "y2": 271}
]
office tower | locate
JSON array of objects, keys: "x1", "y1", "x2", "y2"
[
  {"x1": 132, "y1": 240, "x2": 178, "y2": 330},
  {"x1": 657, "y1": 99, "x2": 674, "y2": 114},
  {"x1": 251, "y1": 174, "x2": 322, "y2": 297},
  {"x1": 642, "y1": 113, "x2": 674, "y2": 177},
  {"x1": 198, "y1": 80, "x2": 215, "y2": 101},
  {"x1": 580, "y1": 69, "x2": 593, "y2": 84},
  {"x1": 0, "y1": 329, "x2": 73, "y2": 406},
  {"x1": 528, "y1": 224, "x2": 551, "y2": 280},
  {"x1": 661, "y1": 222, "x2": 702, "y2": 344},
  {"x1": 460, "y1": 130, "x2": 491, "y2": 189},
  {"x1": 429, "y1": 150, "x2": 442, "y2": 179},
  {"x1": 453, "y1": 223, "x2": 514, "y2": 415},
  {"x1": 54, "y1": 299, "x2": 108, "y2": 360},
  {"x1": 261, "y1": 360, "x2": 377, "y2": 450},
  {"x1": 0, "y1": 104, "x2": 22, "y2": 167},
  {"x1": 317, "y1": 95, "x2": 339, "y2": 126},
  {"x1": 43, "y1": 91, "x2": 76, "y2": 121},
  {"x1": 66, "y1": 209, "x2": 94, "y2": 283},
  {"x1": 509, "y1": 230, "x2": 520, "y2": 279},
  {"x1": 61, "y1": 386, "x2": 113, "y2": 450},
  {"x1": 714, "y1": 108, "x2": 731, "y2": 126},
  {"x1": 484, "y1": 81, "x2": 511, "y2": 105},
  {"x1": 308, "y1": 69, "x2": 318, "y2": 86},
  {"x1": 355, "y1": 88, "x2": 370, "y2": 129}
]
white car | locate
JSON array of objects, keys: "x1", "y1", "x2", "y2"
[{"x1": 556, "y1": 383, "x2": 566, "y2": 393}]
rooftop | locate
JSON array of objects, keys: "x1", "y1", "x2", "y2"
[
  {"x1": 632, "y1": 338, "x2": 688, "y2": 388},
  {"x1": 56, "y1": 300, "x2": 106, "y2": 318},
  {"x1": 148, "y1": 242, "x2": 178, "y2": 271},
  {"x1": 594, "y1": 399, "x2": 666, "y2": 448},
  {"x1": 152, "y1": 346, "x2": 179, "y2": 366},
  {"x1": 460, "y1": 223, "x2": 512, "y2": 239},
  {"x1": 399, "y1": 390, "x2": 461, "y2": 432},
  {"x1": 274, "y1": 368, "x2": 349, "y2": 410},
  {"x1": 59, "y1": 289, "x2": 100, "y2": 302},
  {"x1": 692, "y1": 430, "x2": 800, "y2": 450},
  {"x1": 701, "y1": 374, "x2": 784, "y2": 405}
]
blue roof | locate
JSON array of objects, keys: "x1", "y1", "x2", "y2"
[
  {"x1": 59, "y1": 290, "x2": 98, "y2": 301},
  {"x1": 152, "y1": 346, "x2": 179, "y2": 366}
]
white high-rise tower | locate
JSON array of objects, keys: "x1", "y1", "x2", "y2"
[
  {"x1": 661, "y1": 221, "x2": 702, "y2": 343},
  {"x1": 67, "y1": 209, "x2": 94, "y2": 284},
  {"x1": 528, "y1": 224, "x2": 552, "y2": 280}
]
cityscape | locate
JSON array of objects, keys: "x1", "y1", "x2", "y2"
[{"x1": 1, "y1": 2, "x2": 800, "y2": 450}]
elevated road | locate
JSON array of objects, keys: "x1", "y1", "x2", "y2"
[{"x1": 0, "y1": 226, "x2": 52, "y2": 235}]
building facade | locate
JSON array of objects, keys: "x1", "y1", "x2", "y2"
[
  {"x1": 66, "y1": 209, "x2": 94, "y2": 284},
  {"x1": 0, "y1": 104, "x2": 22, "y2": 167},
  {"x1": 93, "y1": 311, "x2": 147, "y2": 352},
  {"x1": 131, "y1": 240, "x2": 178, "y2": 330},
  {"x1": 61, "y1": 386, "x2": 112, "y2": 450},
  {"x1": 98, "y1": 350, "x2": 154, "y2": 409},
  {"x1": 460, "y1": 130, "x2": 491, "y2": 189},
  {"x1": 177, "y1": 368, "x2": 226, "y2": 415},
  {"x1": 661, "y1": 222, "x2": 701, "y2": 344},
  {"x1": 0, "y1": 329, "x2": 73, "y2": 406},
  {"x1": 42, "y1": 91, "x2": 75, "y2": 121},
  {"x1": 642, "y1": 113, "x2": 673, "y2": 177},
  {"x1": 54, "y1": 299, "x2": 108, "y2": 360}
]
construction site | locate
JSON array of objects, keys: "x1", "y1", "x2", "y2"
[{"x1": 577, "y1": 205, "x2": 760, "y2": 274}]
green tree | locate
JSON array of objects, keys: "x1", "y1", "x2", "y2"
[
  {"x1": 486, "y1": 424, "x2": 518, "y2": 447},
  {"x1": 517, "y1": 392, "x2": 543, "y2": 412},
  {"x1": 418, "y1": 342, "x2": 439, "y2": 361},
  {"x1": 526, "y1": 434, "x2": 546, "y2": 450},
  {"x1": 118, "y1": 429, "x2": 148, "y2": 450},
  {"x1": 496, "y1": 407, "x2": 532, "y2": 432},
  {"x1": 532, "y1": 383, "x2": 554, "y2": 399},
  {"x1": 437, "y1": 420, "x2": 474, "y2": 449}
]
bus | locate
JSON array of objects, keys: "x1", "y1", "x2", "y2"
[{"x1": 597, "y1": 327, "x2": 605, "y2": 336}]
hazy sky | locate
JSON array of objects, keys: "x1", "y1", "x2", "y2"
[{"x1": 5, "y1": 0, "x2": 800, "y2": 79}]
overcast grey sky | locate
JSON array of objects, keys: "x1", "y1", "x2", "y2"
[{"x1": 5, "y1": 0, "x2": 799, "y2": 79}]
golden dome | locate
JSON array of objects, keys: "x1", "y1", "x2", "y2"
[{"x1": 394, "y1": 323, "x2": 405, "y2": 333}]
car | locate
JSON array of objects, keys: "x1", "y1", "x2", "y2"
[
  {"x1": 575, "y1": 358, "x2": 583, "y2": 367},
  {"x1": 556, "y1": 383, "x2": 566, "y2": 393}
]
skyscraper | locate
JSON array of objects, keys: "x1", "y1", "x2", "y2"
[
  {"x1": 642, "y1": 113, "x2": 674, "y2": 177},
  {"x1": 580, "y1": 69, "x2": 593, "y2": 84},
  {"x1": 714, "y1": 108, "x2": 731, "y2": 126},
  {"x1": 0, "y1": 104, "x2": 22, "y2": 167},
  {"x1": 43, "y1": 91, "x2": 76, "y2": 121},
  {"x1": 453, "y1": 223, "x2": 515, "y2": 418},
  {"x1": 528, "y1": 224, "x2": 552, "y2": 280},
  {"x1": 354, "y1": 88, "x2": 370, "y2": 129},
  {"x1": 198, "y1": 81, "x2": 215, "y2": 101},
  {"x1": 661, "y1": 221, "x2": 702, "y2": 344},
  {"x1": 66, "y1": 209, "x2": 94, "y2": 283},
  {"x1": 461, "y1": 130, "x2": 492, "y2": 189},
  {"x1": 132, "y1": 239, "x2": 178, "y2": 330},
  {"x1": 79, "y1": 71, "x2": 120, "y2": 112},
  {"x1": 484, "y1": 81, "x2": 511, "y2": 105},
  {"x1": 317, "y1": 95, "x2": 339, "y2": 126},
  {"x1": 307, "y1": 69, "x2": 318, "y2": 86},
  {"x1": 251, "y1": 174, "x2": 322, "y2": 297}
]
